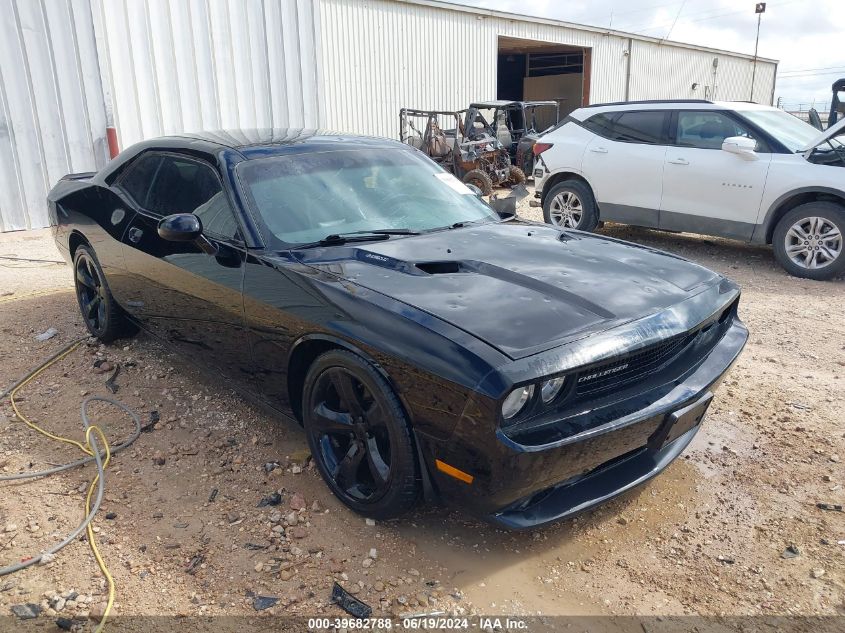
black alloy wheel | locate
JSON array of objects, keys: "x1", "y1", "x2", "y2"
[
  {"x1": 303, "y1": 350, "x2": 419, "y2": 519},
  {"x1": 73, "y1": 245, "x2": 137, "y2": 343}
]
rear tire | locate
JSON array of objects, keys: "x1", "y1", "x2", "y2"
[
  {"x1": 542, "y1": 179, "x2": 598, "y2": 231},
  {"x1": 303, "y1": 350, "x2": 420, "y2": 520},
  {"x1": 507, "y1": 166, "x2": 527, "y2": 187},
  {"x1": 462, "y1": 169, "x2": 493, "y2": 196},
  {"x1": 73, "y1": 245, "x2": 138, "y2": 343},
  {"x1": 772, "y1": 202, "x2": 845, "y2": 280}
]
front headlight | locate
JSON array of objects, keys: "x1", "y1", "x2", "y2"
[
  {"x1": 540, "y1": 376, "x2": 566, "y2": 403},
  {"x1": 501, "y1": 385, "x2": 534, "y2": 420}
]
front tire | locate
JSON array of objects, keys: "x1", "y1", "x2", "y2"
[
  {"x1": 73, "y1": 246, "x2": 138, "y2": 343},
  {"x1": 302, "y1": 350, "x2": 420, "y2": 520},
  {"x1": 543, "y1": 179, "x2": 598, "y2": 231},
  {"x1": 462, "y1": 169, "x2": 493, "y2": 196},
  {"x1": 772, "y1": 202, "x2": 845, "y2": 280}
]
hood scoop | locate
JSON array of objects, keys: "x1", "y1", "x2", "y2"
[{"x1": 415, "y1": 261, "x2": 467, "y2": 275}]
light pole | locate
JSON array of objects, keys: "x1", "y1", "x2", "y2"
[{"x1": 750, "y1": 2, "x2": 766, "y2": 102}]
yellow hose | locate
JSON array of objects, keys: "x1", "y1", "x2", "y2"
[{"x1": 7, "y1": 341, "x2": 116, "y2": 632}]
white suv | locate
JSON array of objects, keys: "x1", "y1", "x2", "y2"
[{"x1": 533, "y1": 100, "x2": 845, "y2": 280}]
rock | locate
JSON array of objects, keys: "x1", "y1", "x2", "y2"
[
  {"x1": 88, "y1": 602, "x2": 107, "y2": 623},
  {"x1": 365, "y1": 518, "x2": 376, "y2": 526},
  {"x1": 374, "y1": 581, "x2": 385, "y2": 592},
  {"x1": 781, "y1": 544, "x2": 800, "y2": 559},
  {"x1": 152, "y1": 451, "x2": 166, "y2": 466},
  {"x1": 617, "y1": 516, "x2": 630, "y2": 525},
  {"x1": 272, "y1": 525, "x2": 285, "y2": 534},
  {"x1": 362, "y1": 558, "x2": 374, "y2": 568},
  {"x1": 226, "y1": 512, "x2": 240, "y2": 524},
  {"x1": 269, "y1": 511, "x2": 282, "y2": 523},
  {"x1": 830, "y1": 454, "x2": 841, "y2": 463},
  {"x1": 415, "y1": 593, "x2": 429, "y2": 607},
  {"x1": 35, "y1": 328, "x2": 59, "y2": 342},
  {"x1": 329, "y1": 559, "x2": 345, "y2": 573},
  {"x1": 257, "y1": 492, "x2": 282, "y2": 507},
  {"x1": 289, "y1": 526, "x2": 307, "y2": 539},
  {"x1": 290, "y1": 449, "x2": 311, "y2": 466},
  {"x1": 811, "y1": 568, "x2": 826, "y2": 579},
  {"x1": 4, "y1": 524, "x2": 17, "y2": 533},
  {"x1": 254, "y1": 562, "x2": 264, "y2": 573},
  {"x1": 252, "y1": 595, "x2": 278, "y2": 611},
  {"x1": 279, "y1": 569, "x2": 295, "y2": 581},
  {"x1": 53, "y1": 597, "x2": 66, "y2": 612},
  {"x1": 311, "y1": 500, "x2": 322, "y2": 512},
  {"x1": 291, "y1": 465, "x2": 303, "y2": 474},
  {"x1": 289, "y1": 493, "x2": 306, "y2": 510},
  {"x1": 11, "y1": 603, "x2": 42, "y2": 619},
  {"x1": 369, "y1": 548, "x2": 378, "y2": 559},
  {"x1": 105, "y1": 512, "x2": 117, "y2": 520},
  {"x1": 285, "y1": 511, "x2": 299, "y2": 526}
]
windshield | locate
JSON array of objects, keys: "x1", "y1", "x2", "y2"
[
  {"x1": 236, "y1": 148, "x2": 498, "y2": 246},
  {"x1": 739, "y1": 109, "x2": 822, "y2": 152}
]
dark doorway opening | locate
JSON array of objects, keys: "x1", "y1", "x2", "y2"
[{"x1": 497, "y1": 36, "x2": 590, "y2": 119}]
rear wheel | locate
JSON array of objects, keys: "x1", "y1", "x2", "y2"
[
  {"x1": 303, "y1": 350, "x2": 420, "y2": 519},
  {"x1": 462, "y1": 169, "x2": 493, "y2": 196},
  {"x1": 73, "y1": 246, "x2": 137, "y2": 343},
  {"x1": 543, "y1": 179, "x2": 598, "y2": 231},
  {"x1": 772, "y1": 202, "x2": 845, "y2": 280}
]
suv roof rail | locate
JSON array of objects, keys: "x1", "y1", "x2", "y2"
[{"x1": 581, "y1": 99, "x2": 714, "y2": 108}]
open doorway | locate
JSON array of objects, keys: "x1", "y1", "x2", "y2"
[{"x1": 497, "y1": 36, "x2": 590, "y2": 124}]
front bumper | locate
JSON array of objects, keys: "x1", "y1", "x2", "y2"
[{"x1": 418, "y1": 319, "x2": 748, "y2": 528}]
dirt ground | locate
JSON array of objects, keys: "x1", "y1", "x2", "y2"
[{"x1": 0, "y1": 202, "x2": 843, "y2": 628}]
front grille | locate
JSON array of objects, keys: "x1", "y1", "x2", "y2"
[{"x1": 574, "y1": 331, "x2": 698, "y2": 397}]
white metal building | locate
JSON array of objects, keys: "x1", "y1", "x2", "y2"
[{"x1": 0, "y1": 0, "x2": 778, "y2": 232}]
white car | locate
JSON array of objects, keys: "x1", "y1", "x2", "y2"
[{"x1": 533, "y1": 100, "x2": 845, "y2": 280}]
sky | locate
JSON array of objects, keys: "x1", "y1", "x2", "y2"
[{"x1": 456, "y1": 0, "x2": 844, "y2": 111}]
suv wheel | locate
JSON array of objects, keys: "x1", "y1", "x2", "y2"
[
  {"x1": 772, "y1": 202, "x2": 845, "y2": 280},
  {"x1": 543, "y1": 180, "x2": 598, "y2": 231}
]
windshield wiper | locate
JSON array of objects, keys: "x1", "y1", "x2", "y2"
[{"x1": 292, "y1": 228, "x2": 420, "y2": 249}]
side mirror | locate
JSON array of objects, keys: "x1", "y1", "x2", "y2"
[
  {"x1": 158, "y1": 213, "x2": 202, "y2": 241},
  {"x1": 465, "y1": 183, "x2": 483, "y2": 198},
  {"x1": 722, "y1": 136, "x2": 757, "y2": 158}
]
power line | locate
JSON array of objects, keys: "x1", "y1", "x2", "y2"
[
  {"x1": 780, "y1": 65, "x2": 845, "y2": 74},
  {"x1": 660, "y1": 0, "x2": 688, "y2": 41}
]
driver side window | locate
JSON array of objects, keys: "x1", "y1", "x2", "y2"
[{"x1": 144, "y1": 155, "x2": 241, "y2": 241}]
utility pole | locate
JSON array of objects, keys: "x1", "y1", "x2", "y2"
[{"x1": 750, "y1": 3, "x2": 766, "y2": 102}]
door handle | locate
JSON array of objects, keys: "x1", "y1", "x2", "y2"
[
  {"x1": 589, "y1": 147, "x2": 609, "y2": 154},
  {"x1": 128, "y1": 227, "x2": 143, "y2": 243},
  {"x1": 668, "y1": 158, "x2": 690, "y2": 165}
]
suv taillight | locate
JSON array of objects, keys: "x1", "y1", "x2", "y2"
[{"x1": 533, "y1": 142, "x2": 553, "y2": 156}]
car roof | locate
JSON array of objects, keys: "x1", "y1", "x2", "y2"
[
  {"x1": 570, "y1": 100, "x2": 781, "y2": 120},
  {"x1": 154, "y1": 128, "x2": 406, "y2": 158}
]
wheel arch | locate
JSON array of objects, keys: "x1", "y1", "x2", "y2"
[
  {"x1": 68, "y1": 230, "x2": 91, "y2": 260},
  {"x1": 540, "y1": 171, "x2": 596, "y2": 209},
  {"x1": 286, "y1": 333, "x2": 409, "y2": 425},
  {"x1": 760, "y1": 187, "x2": 845, "y2": 244}
]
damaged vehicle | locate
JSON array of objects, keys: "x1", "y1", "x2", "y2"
[
  {"x1": 50, "y1": 129, "x2": 747, "y2": 528},
  {"x1": 399, "y1": 108, "x2": 518, "y2": 195},
  {"x1": 465, "y1": 100, "x2": 560, "y2": 175}
]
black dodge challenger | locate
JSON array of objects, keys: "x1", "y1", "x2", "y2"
[{"x1": 49, "y1": 129, "x2": 748, "y2": 528}]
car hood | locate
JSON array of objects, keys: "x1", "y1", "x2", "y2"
[
  {"x1": 801, "y1": 116, "x2": 845, "y2": 152},
  {"x1": 295, "y1": 222, "x2": 722, "y2": 360}
]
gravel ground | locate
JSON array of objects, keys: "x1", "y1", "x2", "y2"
[{"x1": 0, "y1": 206, "x2": 843, "y2": 627}]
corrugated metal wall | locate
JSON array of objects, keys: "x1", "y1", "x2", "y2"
[
  {"x1": 629, "y1": 39, "x2": 776, "y2": 104},
  {"x1": 94, "y1": 0, "x2": 324, "y2": 150},
  {"x1": 319, "y1": 0, "x2": 777, "y2": 138},
  {"x1": 0, "y1": 0, "x2": 109, "y2": 231}
]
